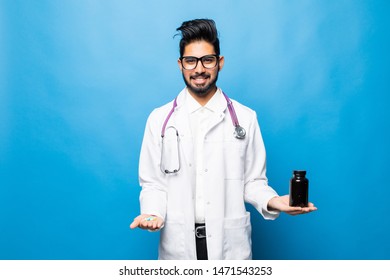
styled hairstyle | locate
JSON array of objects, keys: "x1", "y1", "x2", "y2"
[{"x1": 176, "y1": 19, "x2": 220, "y2": 57}]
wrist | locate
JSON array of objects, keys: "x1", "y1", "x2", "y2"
[{"x1": 267, "y1": 196, "x2": 279, "y2": 211}]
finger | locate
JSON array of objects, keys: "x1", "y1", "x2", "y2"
[
  {"x1": 302, "y1": 206, "x2": 317, "y2": 212},
  {"x1": 295, "y1": 208, "x2": 316, "y2": 215},
  {"x1": 286, "y1": 207, "x2": 309, "y2": 215},
  {"x1": 146, "y1": 220, "x2": 156, "y2": 229},
  {"x1": 129, "y1": 221, "x2": 138, "y2": 229},
  {"x1": 157, "y1": 218, "x2": 164, "y2": 229},
  {"x1": 130, "y1": 217, "x2": 142, "y2": 229},
  {"x1": 285, "y1": 206, "x2": 303, "y2": 212},
  {"x1": 139, "y1": 219, "x2": 150, "y2": 229},
  {"x1": 140, "y1": 217, "x2": 157, "y2": 230},
  {"x1": 152, "y1": 220, "x2": 159, "y2": 230},
  {"x1": 148, "y1": 221, "x2": 159, "y2": 230},
  {"x1": 132, "y1": 214, "x2": 150, "y2": 229}
]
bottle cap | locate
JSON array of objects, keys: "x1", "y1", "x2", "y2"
[{"x1": 293, "y1": 170, "x2": 306, "y2": 175}]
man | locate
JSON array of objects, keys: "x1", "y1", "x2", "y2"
[{"x1": 130, "y1": 19, "x2": 317, "y2": 260}]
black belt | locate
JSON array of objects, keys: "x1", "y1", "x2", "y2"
[{"x1": 195, "y1": 223, "x2": 208, "y2": 260}]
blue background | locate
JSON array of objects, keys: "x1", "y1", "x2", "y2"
[{"x1": 1, "y1": 0, "x2": 389, "y2": 260}]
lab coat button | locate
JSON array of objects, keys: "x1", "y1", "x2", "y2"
[{"x1": 204, "y1": 169, "x2": 208, "y2": 172}]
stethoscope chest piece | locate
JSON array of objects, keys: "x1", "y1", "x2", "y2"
[{"x1": 234, "y1": 125, "x2": 246, "y2": 139}]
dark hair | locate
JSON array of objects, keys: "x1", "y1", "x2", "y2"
[{"x1": 176, "y1": 19, "x2": 220, "y2": 57}]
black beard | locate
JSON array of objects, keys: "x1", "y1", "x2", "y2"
[{"x1": 182, "y1": 72, "x2": 219, "y2": 97}]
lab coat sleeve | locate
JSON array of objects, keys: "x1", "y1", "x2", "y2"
[
  {"x1": 244, "y1": 111, "x2": 280, "y2": 220},
  {"x1": 138, "y1": 110, "x2": 168, "y2": 221}
]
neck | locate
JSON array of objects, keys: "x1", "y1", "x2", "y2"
[{"x1": 187, "y1": 86, "x2": 218, "y2": 106}]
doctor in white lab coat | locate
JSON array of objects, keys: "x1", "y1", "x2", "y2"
[{"x1": 130, "y1": 19, "x2": 317, "y2": 260}]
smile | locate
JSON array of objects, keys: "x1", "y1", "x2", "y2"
[{"x1": 191, "y1": 75, "x2": 210, "y2": 85}]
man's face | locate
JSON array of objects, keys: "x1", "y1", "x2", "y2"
[{"x1": 178, "y1": 40, "x2": 224, "y2": 97}]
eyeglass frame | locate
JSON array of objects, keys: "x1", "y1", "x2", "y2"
[{"x1": 179, "y1": 54, "x2": 220, "y2": 70}]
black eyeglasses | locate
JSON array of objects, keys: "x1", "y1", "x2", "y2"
[{"x1": 180, "y1": 55, "x2": 219, "y2": 70}]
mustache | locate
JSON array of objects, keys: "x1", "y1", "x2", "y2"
[{"x1": 190, "y1": 73, "x2": 210, "y2": 79}]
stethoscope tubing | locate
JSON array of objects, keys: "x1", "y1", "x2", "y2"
[
  {"x1": 222, "y1": 92, "x2": 240, "y2": 128},
  {"x1": 161, "y1": 97, "x2": 178, "y2": 138},
  {"x1": 161, "y1": 91, "x2": 244, "y2": 138}
]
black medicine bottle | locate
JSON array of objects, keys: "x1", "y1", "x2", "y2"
[{"x1": 289, "y1": 170, "x2": 309, "y2": 207}]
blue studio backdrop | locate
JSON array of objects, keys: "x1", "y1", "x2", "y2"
[{"x1": 1, "y1": 1, "x2": 389, "y2": 260}]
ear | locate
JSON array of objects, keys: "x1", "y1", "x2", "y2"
[
  {"x1": 218, "y1": 56, "x2": 225, "y2": 71},
  {"x1": 178, "y1": 58, "x2": 183, "y2": 71}
]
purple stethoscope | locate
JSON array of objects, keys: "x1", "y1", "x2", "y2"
[{"x1": 160, "y1": 92, "x2": 246, "y2": 174}]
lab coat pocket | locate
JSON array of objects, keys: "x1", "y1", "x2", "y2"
[
  {"x1": 223, "y1": 141, "x2": 245, "y2": 180},
  {"x1": 159, "y1": 214, "x2": 185, "y2": 260},
  {"x1": 222, "y1": 212, "x2": 252, "y2": 260}
]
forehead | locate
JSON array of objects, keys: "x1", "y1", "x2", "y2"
[{"x1": 183, "y1": 40, "x2": 216, "y2": 57}]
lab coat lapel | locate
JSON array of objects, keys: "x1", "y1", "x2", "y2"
[{"x1": 206, "y1": 92, "x2": 228, "y2": 135}]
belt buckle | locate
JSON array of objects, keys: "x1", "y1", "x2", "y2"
[{"x1": 195, "y1": 225, "x2": 206, "y2": 239}]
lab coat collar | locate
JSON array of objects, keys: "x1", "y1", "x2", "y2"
[
  {"x1": 185, "y1": 90, "x2": 202, "y2": 114},
  {"x1": 177, "y1": 87, "x2": 228, "y2": 115}
]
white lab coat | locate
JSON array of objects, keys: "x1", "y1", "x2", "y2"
[{"x1": 138, "y1": 88, "x2": 279, "y2": 260}]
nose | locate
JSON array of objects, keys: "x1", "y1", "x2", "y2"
[{"x1": 194, "y1": 59, "x2": 206, "y2": 73}]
